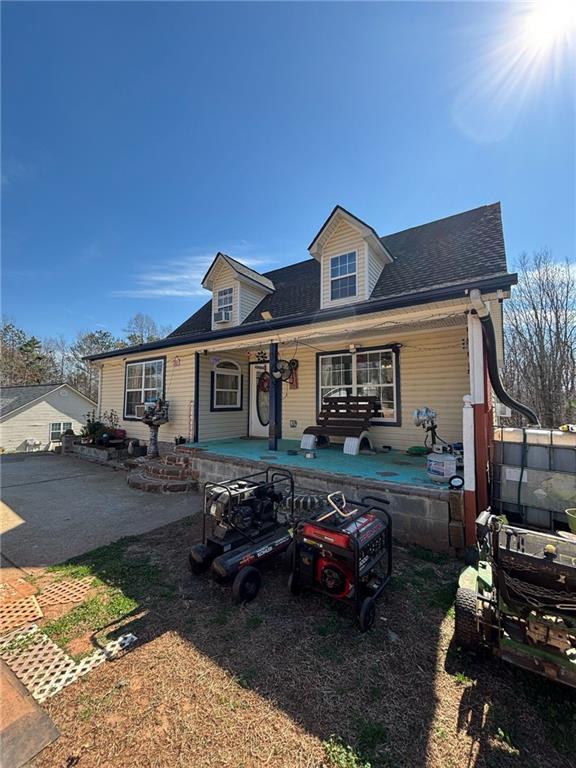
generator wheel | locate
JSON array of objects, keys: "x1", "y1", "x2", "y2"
[
  {"x1": 189, "y1": 544, "x2": 217, "y2": 575},
  {"x1": 359, "y1": 597, "x2": 376, "y2": 633},
  {"x1": 287, "y1": 571, "x2": 300, "y2": 596},
  {"x1": 232, "y1": 566, "x2": 262, "y2": 605},
  {"x1": 454, "y1": 587, "x2": 482, "y2": 650},
  {"x1": 284, "y1": 540, "x2": 295, "y2": 570}
]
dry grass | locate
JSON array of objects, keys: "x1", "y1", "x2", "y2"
[{"x1": 31, "y1": 515, "x2": 576, "y2": 768}]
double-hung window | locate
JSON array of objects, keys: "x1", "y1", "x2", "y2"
[
  {"x1": 50, "y1": 422, "x2": 72, "y2": 441},
  {"x1": 212, "y1": 360, "x2": 242, "y2": 410},
  {"x1": 217, "y1": 288, "x2": 233, "y2": 314},
  {"x1": 124, "y1": 358, "x2": 165, "y2": 418},
  {"x1": 330, "y1": 252, "x2": 357, "y2": 300},
  {"x1": 319, "y1": 347, "x2": 398, "y2": 422}
]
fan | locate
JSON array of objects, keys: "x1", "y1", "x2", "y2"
[
  {"x1": 271, "y1": 359, "x2": 293, "y2": 381},
  {"x1": 413, "y1": 407, "x2": 444, "y2": 448}
]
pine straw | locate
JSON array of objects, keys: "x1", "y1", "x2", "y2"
[{"x1": 35, "y1": 516, "x2": 575, "y2": 768}]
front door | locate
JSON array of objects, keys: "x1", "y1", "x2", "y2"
[{"x1": 249, "y1": 364, "x2": 270, "y2": 438}]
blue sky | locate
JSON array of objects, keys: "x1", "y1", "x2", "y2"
[{"x1": 2, "y1": 1, "x2": 575, "y2": 340}]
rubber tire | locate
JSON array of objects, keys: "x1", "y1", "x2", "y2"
[
  {"x1": 232, "y1": 566, "x2": 262, "y2": 605},
  {"x1": 454, "y1": 587, "x2": 482, "y2": 650},
  {"x1": 189, "y1": 544, "x2": 216, "y2": 576},
  {"x1": 288, "y1": 571, "x2": 301, "y2": 596},
  {"x1": 358, "y1": 597, "x2": 376, "y2": 633},
  {"x1": 284, "y1": 540, "x2": 295, "y2": 570}
]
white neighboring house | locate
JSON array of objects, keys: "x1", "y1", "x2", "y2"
[{"x1": 0, "y1": 383, "x2": 97, "y2": 453}]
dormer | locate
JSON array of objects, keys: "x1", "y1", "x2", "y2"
[
  {"x1": 202, "y1": 252, "x2": 275, "y2": 330},
  {"x1": 308, "y1": 206, "x2": 393, "y2": 310}
]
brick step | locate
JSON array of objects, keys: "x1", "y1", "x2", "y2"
[
  {"x1": 163, "y1": 453, "x2": 192, "y2": 466},
  {"x1": 144, "y1": 461, "x2": 190, "y2": 480},
  {"x1": 127, "y1": 468, "x2": 198, "y2": 494},
  {"x1": 174, "y1": 445, "x2": 198, "y2": 456}
]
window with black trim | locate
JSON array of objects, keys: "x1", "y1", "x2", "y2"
[
  {"x1": 124, "y1": 358, "x2": 165, "y2": 418},
  {"x1": 330, "y1": 251, "x2": 357, "y2": 300},
  {"x1": 318, "y1": 347, "x2": 398, "y2": 422},
  {"x1": 212, "y1": 360, "x2": 242, "y2": 409}
]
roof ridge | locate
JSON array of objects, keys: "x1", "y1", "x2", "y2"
[
  {"x1": 1, "y1": 382, "x2": 64, "y2": 389},
  {"x1": 380, "y1": 202, "x2": 500, "y2": 240}
]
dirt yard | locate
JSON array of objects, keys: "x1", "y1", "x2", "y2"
[{"x1": 26, "y1": 515, "x2": 576, "y2": 768}]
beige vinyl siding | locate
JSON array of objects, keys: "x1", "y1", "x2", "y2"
[
  {"x1": 321, "y1": 219, "x2": 367, "y2": 308},
  {"x1": 196, "y1": 350, "x2": 248, "y2": 440},
  {"x1": 239, "y1": 282, "x2": 266, "y2": 323},
  {"x1": 210, "y1": 261, "x2": 238, "y2": 329},
  {"x1": 99, "y1": 346, "x2": 196, "y2": 442},
  {"x1": 0, "y1": 389, "x2": 93, "y2": 452},
  {"x1": 281, "y1": 325, "x2": 469, "y2": 451},
  {"x1": 367, "y1": 244, "x2": 384, "y2": 297}
]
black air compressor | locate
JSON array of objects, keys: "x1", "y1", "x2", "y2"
[{"x1": 189, "y1": 468, "x2": 294, "y2": 603}]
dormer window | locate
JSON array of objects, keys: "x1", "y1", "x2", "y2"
[
  {"x1": 214, "y1": 287, "x2": 233, "y2": 323},
  {"x1": 330, "y1": 252, "x2": 357, "y2": 300}
]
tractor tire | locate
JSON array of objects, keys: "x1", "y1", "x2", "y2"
[
  {"x1": 358, "y1": 597, "x2": 376, "y2": 633},
  {"x1": 454, "y1": 587, "x2": 482, "y2": 650},
  {"x1": 232, "y1": 566, "x2": 262, "y2": 605}
]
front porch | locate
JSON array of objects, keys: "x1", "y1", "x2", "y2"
[
  {"x1": 180, "y1": 437, "x2": 466, "y2": 554},
  {"x1": 190, "y1": 437, "x2": 441, "y2": 489}
]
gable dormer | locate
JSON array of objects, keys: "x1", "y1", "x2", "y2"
[
  {"x1": 202, "y1": 252, "x2": 275, "y2": 330},
  {"x1": 308, "y1": 206, "x2": 393, "y2": 309}
]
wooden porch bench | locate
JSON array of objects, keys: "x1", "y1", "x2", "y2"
[{"x1": 300, "y1": 395, "x2": 378, "y2": 456}]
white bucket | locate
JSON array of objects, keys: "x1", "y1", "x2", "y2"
[{"x1": 426, "y1": 453, "x2": 457, "y2": 482}]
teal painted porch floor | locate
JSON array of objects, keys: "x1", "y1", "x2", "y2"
[{"x1": 189, "y1": 438, "x2": 446, "y2": 489}]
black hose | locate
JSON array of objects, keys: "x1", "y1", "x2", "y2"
[{"x1": 478, "y1": 312, "x2": 540, "y2": 426}]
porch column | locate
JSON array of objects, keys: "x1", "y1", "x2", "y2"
[
  {"x1": 462, "y1": 395, "x2": 476, "y2": 547},
  {"x1": 193, "y1": 351, "x2": 200, "y2": 443},
  {"x1": 467, "y1": 311, "x2": 490, "y2": 529},
  {"x1": 268, "y1": 342, "x2": 282, "y2": 451}
]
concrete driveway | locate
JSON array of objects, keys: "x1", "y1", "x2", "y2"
[{"x1": 0, "y1": 453, "x2": 199, "y2": 572}]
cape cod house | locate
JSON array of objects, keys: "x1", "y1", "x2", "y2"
[{"x1": 87, "y1": 204, "x2": 515, "y2": 551}]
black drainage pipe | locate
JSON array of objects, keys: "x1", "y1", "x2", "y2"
[{"x1": 478, "y1": 312, "x2": 540, "y2": 427}]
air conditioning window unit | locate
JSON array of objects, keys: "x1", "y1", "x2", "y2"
[
  {"x1": 213, "y1": 310, "x2": 232, "y2": 324},
  {"x1": 135, "y1": 404, "x2": 146, "y2": 418}
]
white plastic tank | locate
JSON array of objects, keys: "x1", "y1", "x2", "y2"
[{"x1": 426, "y1": 453, "x2": 457, "y2": 482}]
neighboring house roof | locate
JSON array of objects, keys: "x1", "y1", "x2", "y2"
[
  {"x1": 87, "y1": 202, "x2": 516, "y2": 361},
  {"x1": 0, "y1": 383, "x2": 96, "y2": 419},
  {"x1": 202, "y1": 252, "x2": 275, "y2": 292}
]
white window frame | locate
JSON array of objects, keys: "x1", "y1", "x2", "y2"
[
  {"x1": 217, "y1": 287, "x2": 234, "y2": 314},
  {"x1": 330, "y1": 251, "x2": 357, "y2": 301},
  {"x1": 318, "y1": 347, "x2": 398, "y2": 424},
  {"x1": 124, "y1": 358, "x2": 165, "y2": 419},
  {"x1": 212, "y1": 360, "x2": 242, "y2": 411},
  {"x1": 50, "y1": 421, "x2": 72, "y2": 441}
]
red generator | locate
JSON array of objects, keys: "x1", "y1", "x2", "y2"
[{"x1": 288, "y1": 492, "x2": 392, "y2": 631}]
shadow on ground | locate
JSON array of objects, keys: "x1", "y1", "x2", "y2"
[{"x1": 36, "y1": 515, "x2": 576, "y2": 768}]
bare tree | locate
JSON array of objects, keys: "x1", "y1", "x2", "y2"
[
  {"x1": 502, "y1": 249, "x2": 576, "y2": 427},
  {"x1": 123, "y1": 313, "x2": 171, "y2": 346}
]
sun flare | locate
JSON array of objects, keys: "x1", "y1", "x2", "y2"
[{"x1": 521, "y1": 0, "x2": 576, "y2": 53}]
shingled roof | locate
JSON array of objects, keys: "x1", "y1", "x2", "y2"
[
  {"x1": 0, "y1": 383, "x2": 96, "y2": 418},
  {"x1": 168, "y1": 202, "x2": 509, "y2": 339},
  {"x1": 0, "y1": 383, "x2": 64, "y2": 418},
  {"x1": 86, "y1": 202, "x2": 514, "y2": 361}
]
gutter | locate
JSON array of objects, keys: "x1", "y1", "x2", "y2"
[
  {"x1": 86, "y1": 272, "x2": 517, "y2": 362},
  {"x1": 469, "y1": 289, "x2": 539, "y2": 426}
]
